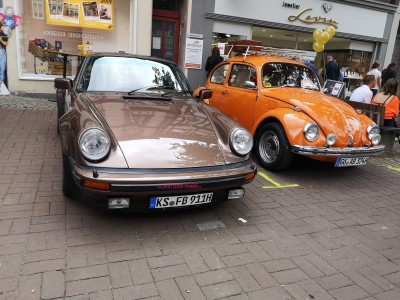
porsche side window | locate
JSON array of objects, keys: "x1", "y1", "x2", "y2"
[
  {"x1": 210, "y1": 64, "x2": 229, "y2": 85},
  {"x1": 228, "y1": 64, "x2": 257, "y2": 89}
]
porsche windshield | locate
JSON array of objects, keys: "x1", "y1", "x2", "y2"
[
  {"x1": 262, "y1": 63, "x2": 320, "y2": 91},
  {"x1": 77, "y1": 56, "x2": 191, "y2": 93}
]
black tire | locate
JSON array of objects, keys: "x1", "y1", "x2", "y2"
[
  {"x1": 255, "y1": 122, "x2": 294, "y2": 171},
  {"x1": 56, "y1": 90, "x2": 65, "y2": 135},
  {"x1": 62, "y1": 154, "x2": 74, "y2": 197}
]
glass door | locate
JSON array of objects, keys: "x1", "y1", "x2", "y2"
[{"x1": 152, "y1": 10, "x2": 180, "y2": 63}]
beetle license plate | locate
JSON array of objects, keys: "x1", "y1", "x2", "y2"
[
  {"x1": 149, "y1": 192, "x2": 213, "y2": 209},
  {"x1": 335, "y1": 157, "x2": 369, "y2": 167}
]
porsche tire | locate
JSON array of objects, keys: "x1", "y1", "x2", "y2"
[
  {"x1": 255, "y1": 122, "x2": 293, "y2": 171},
  {"x1": 56, "y1": 89, "x2": 65, "y2": 135},
  {"x1": 62, "y1": 154, "x2": 75, "y2": 197}
]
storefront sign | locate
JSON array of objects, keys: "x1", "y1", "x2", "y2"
[
  {"x1": 184, "y1": 38, "x2": 203, "y2": 69},
  {"x1": 282, "y1": 2, "x2": 300, "y2": 9},
  {"x1": 288, "y1": 8, "x2": 338, "y2": 29},
  {"x1": 45, "y1": 0, "x2": 114, "y2": 30},
  {"x1": 43, "y1": 29, "x2": 105, "y2": 40}
]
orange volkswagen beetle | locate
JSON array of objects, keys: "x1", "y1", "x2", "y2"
[{"x1": 197, "y1": 44, "x2": 384, "y2": 171}]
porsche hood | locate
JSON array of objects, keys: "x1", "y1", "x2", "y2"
[{"x1": 87, "y1": 94, "x2": 228, "y2": 168}]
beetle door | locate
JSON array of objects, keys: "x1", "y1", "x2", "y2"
[{"x1": 209, "y1": 63, "x2": 257, "y2": 132}]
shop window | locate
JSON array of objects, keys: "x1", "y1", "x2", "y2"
[
  {"x1": 16, "y1": 0, "x2": 130, "y2": 79},
  {"x1": 32, "y1": 0, "x2": 44, "y2": 19}
]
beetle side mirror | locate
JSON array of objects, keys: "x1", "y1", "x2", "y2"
[{"x1": 54, "y1": 78, "x2": 73, "y2": 90}]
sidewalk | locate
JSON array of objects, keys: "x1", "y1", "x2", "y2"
[{"x1": 1, "y1": 95, "x2": 400, "y2": 299}]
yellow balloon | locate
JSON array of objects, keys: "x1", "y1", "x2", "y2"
[
  {"x1": 313, "y1": 29, "x2": 323, "y2": 41},
  {"x1": 313, "y1": 41, "x2": 324, "y2": 53},
  {"x1": 318, "y1": 32, "x2": 330, "y2": 45},
  {"x1": 326, "y1": 26, "x2": 336, "y2": 39}
]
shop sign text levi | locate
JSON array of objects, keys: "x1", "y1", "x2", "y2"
[{"x1": 288, "y1": 8, "x2": 338, "y2": 29}]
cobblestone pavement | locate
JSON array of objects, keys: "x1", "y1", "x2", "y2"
[{"x1": 1, "y1": 95, "x2": 400, "y2": 300}]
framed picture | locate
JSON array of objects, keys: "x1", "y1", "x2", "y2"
[{"x1": 323, "y1": 80, "x2": 346, "y2": 100}]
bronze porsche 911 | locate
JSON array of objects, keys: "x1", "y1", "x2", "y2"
[{"x1": 55, "y1": 52, "x2": 256, "y2": 211}]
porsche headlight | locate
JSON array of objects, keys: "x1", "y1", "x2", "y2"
[
  {"x1": 304, "y1": 123, "x2": 319, "y2": 142},
  {"x1": 78, "y1": 127, "x2": 111, "y2": 161},
  {"x1": 367, "y1": 124, "x2": 380, "y2": 140},
  {"x1": 230, "y1": 128, "x2": 253, "y2": 156}
]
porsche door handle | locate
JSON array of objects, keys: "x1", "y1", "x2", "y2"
[{"x1": 222, "y1": 90, "x2": 229, "y2": 95}]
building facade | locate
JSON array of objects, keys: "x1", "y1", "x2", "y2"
[
  {"x1": 189, "y1": 0, "x2": 400, "y2": 89},
  {"x1": 2, "y1": 0, "x2": 400, "y2": 94}
]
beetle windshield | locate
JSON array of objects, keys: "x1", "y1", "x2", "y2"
[
  {"x1": 77, "y1": 56, "x2": 191, "y2": 94},
  {"x1": 262, "y1": 63, "x2": 320, "y2": 91}
]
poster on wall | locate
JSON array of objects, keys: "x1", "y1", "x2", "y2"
[
  {"x1": 184, "y1": 38, "x2": 203, "y2": 69},
  {"x1": 45, "y1": 0, "x2": 114, "y2": 30}
]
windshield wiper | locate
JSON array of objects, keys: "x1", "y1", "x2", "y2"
[{"x1": 128, "y1": 85, "x2": 175, "y2": 95}]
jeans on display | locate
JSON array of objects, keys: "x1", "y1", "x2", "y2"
[{"x1": 0, "y1": 48, "x2": 6, "y2": 83}]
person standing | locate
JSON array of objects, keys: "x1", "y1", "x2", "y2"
[
  {"x1": 372, "y1": 78, "x2": 399, "y2": 127},
  {"x1": 325, "y1": 55, "x2": 340, "y2": 81},
  {"x1": 303, "y1": 59, "x2": 322, "y2": 85},
  {"x1": 205, "y1": 47, "x2": 224, "y2": 78},
  {"x1": 0, "y1": 27, "x2": 8, "y2": 84},
  {"x1": 349, "y1": 75, "x2": 376, "y2": 104},
  {"x1": 381, "y1": 62, "x2": 397, "y2": 87},
  {"x1": 367, "y1": 61, "x2": 381, "y2": 96}
]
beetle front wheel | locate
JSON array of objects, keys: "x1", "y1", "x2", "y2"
[{"x1": 255, "y1": 122, "x2": 293, "y2": 171}]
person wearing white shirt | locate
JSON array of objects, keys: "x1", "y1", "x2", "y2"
[
  {"x1": 349, "y1": 75, "x2": 376, "y2": 104},
  {"x1": 367, "y1": 61, "x2": 381, "y2": 96}
]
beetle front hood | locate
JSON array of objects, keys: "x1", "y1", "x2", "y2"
[
  {"x1": 87, "y1": 94, "x2": 226, "y2": 168},
  {"x1": 266, "y1": 88, "x2": 364, "y2": 144}
]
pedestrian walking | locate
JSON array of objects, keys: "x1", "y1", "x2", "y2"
[
  {"x1": 325, "y1": 55, "x2": 341, "y2": 81},
  {"x1": 367, "y1": 61, "x2": 381, "y2": 96},
  {"x1": 205, "y1": 47, "x2": 224, "y2": 77}
]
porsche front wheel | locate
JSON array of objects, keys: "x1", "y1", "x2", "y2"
[
  {"x1": 62, "y1": 154, "x2": 76, "y2": 197},
  {"x1": 255, "y1": 122, "x2": 293, "y2": 171}
]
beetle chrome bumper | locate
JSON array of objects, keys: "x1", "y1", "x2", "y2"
[{"x1": 291, "y1": 145, "x2": 385, "y2": 157}]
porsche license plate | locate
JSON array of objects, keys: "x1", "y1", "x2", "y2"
[
  {"x1": 335, "y1": 157, "x2": 369, "y2": 167},
  {"x1": 149, "y1": 193, "x2": 213, "y2": 209}
]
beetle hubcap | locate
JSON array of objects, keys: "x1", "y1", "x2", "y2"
[{"x1": 259, "y1": 131, "x2": 280, "y2": 163}]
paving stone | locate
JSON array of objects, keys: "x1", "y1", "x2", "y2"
[
  {"x1": 175, "y1": 276, "x2": 206, "y2": 300},
  {"x1": 201, "y1": 280, "x2": 242, "y2": 300},
  {"x1": 42, "y1": 271, "x2": 65, "y2": 300},
  {"x1": 328, "y1": 284, "x2": 369, "y2": 300},
  {"x1": 194, "y1": 269, "x2": 234, "y2": 287},
  {"x1": 66, "y1": 277, "x2": 111, "y2": 297},
  {"x1": 155, "y1": 279, "x2": 184, "y2": 300}
]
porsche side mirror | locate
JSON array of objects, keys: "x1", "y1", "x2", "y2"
[
  {"x1": 54, "y1": 78, "x2": 73, "y2": 90},
  {"x1": 199, "y1": 89, "x2": 212, "y2": 100}
]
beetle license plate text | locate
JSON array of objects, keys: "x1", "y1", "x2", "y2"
[
  {"x1": 149, "y1": 193, "x2": 213, "y2": 209},
  {"x1": 335, "y1": 157, "x2": 369, "y2": 167}
]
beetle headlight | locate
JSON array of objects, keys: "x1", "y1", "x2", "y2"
[
  {"x1": 78, "y1": 127, "x2": 111, "y2": 161},
  {"x1": 371, "y1": 134, "x2": 381, "y2": 145},
  {"x1": 326, "y1": 133, "x2": 336, "y2": 146},
  {"x1": 304, "y1": 123, "x2": 319, "y2": 142},
  {"x1": 367, "y1": 124, "x2": 380, "y2": 140},
  {"x1": 230, "y1": 128, "x2": 253, "y2": 156}
]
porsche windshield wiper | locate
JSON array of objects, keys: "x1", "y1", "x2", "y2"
[{"x1": 128, "y1": 85, "x2": 175, "y2": 95}]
